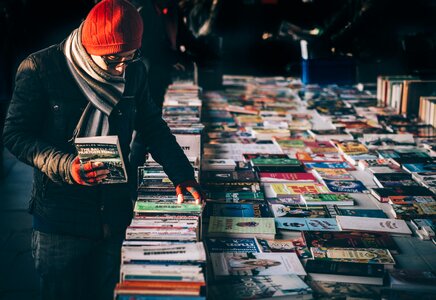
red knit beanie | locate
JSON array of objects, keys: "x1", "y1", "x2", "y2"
[{"x1": 81, "y1": 0, "x2": 143, "y2": 56}]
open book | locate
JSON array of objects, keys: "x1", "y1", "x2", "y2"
[{"x1": 74, "y1": 135, "x2": 128, "y2": 184}]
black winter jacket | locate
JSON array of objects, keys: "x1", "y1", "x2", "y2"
[{"x1": 2, "y1": 41, "x2": 195, "y2": 238}]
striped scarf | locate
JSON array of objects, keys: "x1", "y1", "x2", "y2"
[{"x1": 64, "y1": 22, "x2": 126, "y2": 139}]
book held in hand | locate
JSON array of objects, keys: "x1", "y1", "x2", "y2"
[{"x1": 74, "y1": 135, "x2": 127, "y2": 184}]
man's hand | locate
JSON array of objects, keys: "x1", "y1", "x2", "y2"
[
  {"x1": 70, "y1": 156, "x2": 109, "y2": 185},
  {"x1": 175, "y1": 179, "x2": 204, "y2": 205}
]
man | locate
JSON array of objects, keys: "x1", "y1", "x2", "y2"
[{"x1": 2, "y1": 0, "x2": 202, "y2": 299}]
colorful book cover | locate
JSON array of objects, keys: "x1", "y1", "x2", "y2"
[
  {"x1": 304, "y1": 161, "x2": 355, "y2": 170},
  {"x1": 310, "y1": 247, "x2": 396, "y2": 265},
  {"x1": 270, "y1": 204, "x2": 331, "y2": 218},
  {"x1": 302, "y1": 231, "x2": 400, "y2": 253},
  {"x1": 259, "y1": 172, "x2": 316, "y2": 182},
  {"x1": 206, "y1": 191, "x2": 265, "y2": 203},
  {"x1": 323, "y1": 179, "x2": 368, "y2": 193},
  {"x1": 207, "y1": 203, "x2": 271, "y2": 218},
  {"x1": 312, "y1": 168, "x2": 355, "y2": 181},
  {"x1": 302, "y1": 193, "x2": 355, "y2": 206},
  {"x1": 134, "y1": 201, "x2": 203, "y2": 215}
]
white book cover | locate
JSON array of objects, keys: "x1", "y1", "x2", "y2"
[
  {"x1": 336, "y1": 216, "x2": 412, "y2": 235},
  {"x1": 122, "y1": 242, "x2": 206, "y2": 263},
  {"x1": 210, "y1": 252, "x2": 306, "y2": 277}
]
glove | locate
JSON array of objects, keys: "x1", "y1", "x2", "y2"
[
  {"x1": 70, "y1": 156, "x2": 109, "y2": 186},
  {"x1": 175, "y1": 179, "x2": 204, "y2": 204}
]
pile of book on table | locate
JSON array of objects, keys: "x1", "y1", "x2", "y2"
[
  {"x1": 114, "y1": 158, "x2": 206, "y2": 300},
  {"x1": 113, "y1": 81, "x2": 207, "y2": 300},
  {"x1": 197, "y1": 75, "x2": 436, "y2": 300}
]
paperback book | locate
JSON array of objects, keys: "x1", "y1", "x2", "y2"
[{"x1": 74, "y1": 135, "x2": 127, "y2": 184}]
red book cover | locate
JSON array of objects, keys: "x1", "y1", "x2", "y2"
[{"x1": 259, "y1": 172, "x2": 317, "y2": 182}]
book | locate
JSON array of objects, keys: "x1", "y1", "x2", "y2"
[
  {"x1": 210, "y1": 252, "x2": 306, "y2": 277},
  {"x1": 301, "y1": 194, "x2": 354, "y2": 206},
  {"x1": 207, "y1": 216, "x2": 276, "y2": 239},
  {"x1": 204, "y1": 237, "x2": 261, "y2": 253},
  {"x1": 310, "y1": 247, "x2": 396, "y2": 267},
  {"x1": 311, "y1": 168, "x2": 355, "y2": 181},
  {"x1": 208, "y1": 275, "x2": 313, "y2": 300},
  {"x1": 275, "y1": 217, "x2": 340, "y2": 232},
  {"x1": 372, "y1": 172, "x2": 420, "y2": 188},
  {"x1": 134, "y1": 201, "x2": 203, "y2": 216},
  {"x1": 323, "y1": 179, "x2": 368, "y2": 193},
  {"x1": 258, "y1": 172, "x2": 317, "y2": 183},
  {"x1": 269, "y1": 203, "x2": 332, "y2": 218},
  {"x1": 269, "y1": 183, "x2": 330, "y2": 197},
  {"x1": 206, "y1": 191, "x2": 265, "y2": 203},
  {"x1": 335, "y1": 207, "x2": 388, "y2": 218},
  {"x1": 387, "y1": 269, "x2": 436, "y2": 293},
  {"x1": 302, "y1": 231, "x2": 400, "y2": 253},
  {"x1": 305, "y1": 260, "x2": 385, "y2": 285},
  {"x1": 205, "y1": 203, "x2": 271, "y2": 218},
  {"x1": 256, "y1": 236, "x2": 312, "y2": 259},
  {"x1": 370, "y1": 186, "x2": 435, "y2": 203},
  {"x1": 308, "y1": 280, "x2": 381, "y2": 299},
  {"x1": 336, "y1": 216, "x2": 412, "y2": 235},
  {"x1": 74, "y1": 135, "x2": 127, "y2": 184}
]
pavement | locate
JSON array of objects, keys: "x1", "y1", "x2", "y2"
[{"x1": 0, "y1": 148, "x2": 39, "y2": 300}]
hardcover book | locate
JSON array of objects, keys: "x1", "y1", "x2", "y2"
[{"x1": 74, "y1": 135, "x2": 127, "y2": 184}]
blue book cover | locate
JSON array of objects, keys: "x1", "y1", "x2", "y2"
[
  {"x1": 204, "y1": 237, "x2": 261, "y2": 253},
  {"x1": 275, "y1": 217, "x2": 310, "y2": 231},
  {"x1": 337, "y1": 208, "x2": 388, "y2": 218},
  {"x1": 304, "y1": 161, "x2": 354, "y2": 170},
  {"x1": 323, "y1": 179, "x2": 368, "y2": 193},
  {"x1": 208, "y1": 203, "x2": 270, "y2": 218},
  {"x1": 276, "y1": 217, "x2": 339, "y2": 231}
]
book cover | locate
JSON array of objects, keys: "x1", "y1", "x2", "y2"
[
  {"x1": 276, "y1": 217, "x2": 340, "y2": 232},
  {"x1": 308, "y1": 280, "x2": 381, "y2": 299},
  {"x1": 207, "y1": 216, "x2": 276, "y2": 239},
  {"x1": 373, "y1": 172, "x2": 419, "y2": 188},
  {"x1": 74, "y1": 135, "x2": 127, "y2": 184},
  {"x1": 270, "y1": 183, "x2": 330, "y2": 197},
  {"x1": 312, "y1": 168, "x2": 355, "y2": 181},
  {"x1": 335, "y1": 208, "x2": 388, "y2": 218},
  {"x1": 302, "y1": 231, "x2": 400, "y2": 253},
  {"x1": 258, "y1": 172, "x2": 317, "y2": 183},
  {"x1": 305, "y1": 260, "x2": 384, "y2": 285},
  {"x1": 310, "y1": 247, "x2": 396, "y2": 266},
  {"x1": 303, "y1": 161, "x2": 355, "y2": 170},
  {"x1": 270, "y1": 204, "x2": 331, "y2": 218},
  {"x1": 387, "y1": 269, "x2": 436, "y2": 293},
  {"x1": 370, "y1": 186, "x2": 434, "y2": 203},
  {"x1": 134, "y1": 201, "x2": 203, "y2": 215},
  {"x1": 121, "y1": 243, "x2": 206, "y2": 263},
  {"x1": 204, "y1": 237, "x2": 261, "y2": 253},
  {"x1": 323, "y1": 179, "x2": 368, "y2": 193},
  {"x1": 206, "y1": 203, "x2": 271, "y2": 218},
  {"x1": 210, "y1": 252, "x2": 306, "y2": 277},
  {"x1": 206, "y1": 191, "x2": 265, "y2": 203},
  {"x1": 302, "y1": 193, "x2": 354, "y2": 206},
  {"x1": 208, "y1": 275, "x2": 313, "y2": 300},
  {"x1": 336, "y1": 216, "x2": 412, "y2": 235}
]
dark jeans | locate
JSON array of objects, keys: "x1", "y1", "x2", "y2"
[{"x1": 31, "y1": 229, "x2": 124, "y2": 300}]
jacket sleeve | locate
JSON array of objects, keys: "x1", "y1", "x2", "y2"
[
  {"x1": 134, "y1": 71, "x2": 196, "y2": 186},
  {"x1": 2, "y1": 56, "x2": 76, "y2": 184}
]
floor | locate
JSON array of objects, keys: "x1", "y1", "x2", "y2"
[{"x1": 0, "y1": 149, "x2": 40, "y2": 300}]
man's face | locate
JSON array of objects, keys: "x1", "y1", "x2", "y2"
[{"x1": 91, "y1": 49, "x2": 140, "y2": 76}]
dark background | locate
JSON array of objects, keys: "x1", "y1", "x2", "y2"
[{"x1": 1, "y1": 0, "x2": 436, "y2": 167}]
